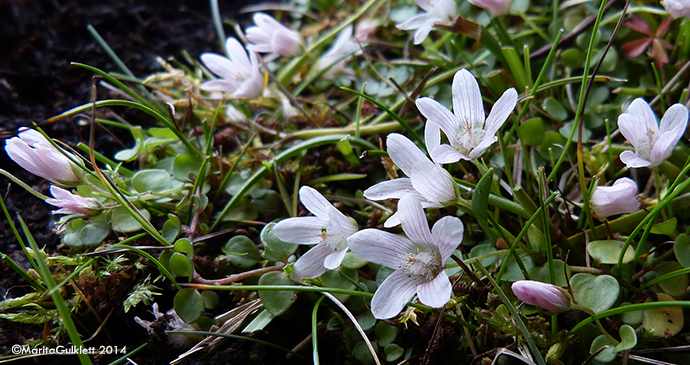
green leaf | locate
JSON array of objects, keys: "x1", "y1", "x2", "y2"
[
  {"x1": 650, "y1": 218, "x2": 677, "y2": 236},
  {"x1": 132, "y1": 169, "x2": 173, "y2": 193},
  {"x1": 384, "y1": 344, "x2": 404, "y2": 362},
  {"x1": 589, "y1": 334, "x2": 616, "y2": 362},
  {"x1": 673, "y1": 234, "x2": 690, "y2": 268},
  {"x1": 656, "y1": 261, "x2": 688, "y2": 297},
  {"x1": 320, "y1": 268, "x2": 358, "y2": 302},
  {"x1": 353, "y1": 341, "x2": 377, "y2": 365},
  {"x1": 587, "y1": 240, "x2": 635, "y2": 264},
  {"x1": 114, "y1": 138, "x2": 142, "y2": 162},
  {"x1": 338, "y1": 137, "x2": 360, "y2": 165},
  {"x1": 357, "y1": 312, "x2": 376, "y2": 331},
  {"x1": 201, "y1": 291, "x2": 219, "y2": 310},
  {"x1": 537, "y1": 131, "x2": 567, "y2": 160},
  {"x1": 242, "y1": 309, "x2": 275, "y2": 333},
  {"x1": 570, "y1": 273, "x2": 619, "y2": 313},
  {"x1": 216, "y1": 196, "x2": 258, "y2": 222},
  {"x1": 63, "y1": 214, "x2": 111, "y2": 247},
  {"x1": 110, "y1": 206, "x2": 151, "y2": 233},
  {"x1": 559, "y1": 121, "x2": 591, "y2": 142},
  {"x1": 258, "y1": 271, "x2": 296, "y2": 316},
  {"x1": 161, "y1": 214, "x2": 181, "y2": 242},
  {"x1": 472, "y1": 169, "x2": 498, "y2": 241},
  {"x1": 518, "y1": 118, "x2": 545, "y2": 146},
  {"x1": 261, "y1": 222, "x2": 299, "y2": 262},
  {"x1": 642, "y1": 293, "x2": 684, "y2": 337},
  {"x1": 501, "y1": 255, "x2": 534, "y2": 282},
  {"x1": 169, "y1": 252, "x2": 193, "y2": 278},
  {"x1": 222, "y1": 235, "x2": 261, "y2": 269},
  {"x1": 172, "y1": 154, "x2": 204, "y2": 181},
  {"x1": 174, "y1": 238, "x2": 194, "y2": 259},
  {"x1": 614, "y1": 325, "x2": 637, "y2": 352},
  {"x1": 528, "y1": 260, "x2": 571, "y2": 287},
  {"x1": 341, "y1": 251, "x2": 368, "y2": 269},
  {"x1": 174, "y1": 288, "x2": 204, "y2": 323},
  {"x1": 375, "y1": 321, "x2": 398, "y2": 346},
  {"x1": 469, "y1": 244, "x2": 499, "y2": 267},
  {"x1": 543, "y1": 97, "x2": 568, "y2": 122}
]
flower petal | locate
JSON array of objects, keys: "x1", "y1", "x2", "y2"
[
  {"x1": 273, "y1": 216, "x2": 328, "y2": 244},
  {"x1": 363, "y1": 178, "x2": 415, "y2": 200},
  {"x1": 430, "y1": 144, "x2": 465, "y2": 164},
  {"x1": 387, "y1": 133, "x2": 430, "y2": 177},
  {"x1": 200, "y1": 53, "x2": 237, "y2": 81},
  {"x1": 452, "y1": 69, "x2": 485, "y2": 130},
  {"x1": 416, "y1": 271, "x2": 451, "y2": 308},
  {"x1": 431, "y1": 216, "x2": 464, "y2": 261},
  {"x1": 617, "y1": 113, "x2": 645, "y2": 150},
  {"x1": 299, "y1": 186, "x2": 331, "y2": 218},
  {"x1": 650, "y1": 130, "x2": 681, "y2": 166},
  {"x1": 328, "y1": 206, "x2": 358, "y2": 238},
  {"x1": 324, "y1": 249, "x2": 348, "y2": 270},
  {"x1": 371, "y1": 270, "x2": 423, "y2": 319},
  {"x1": 291, "y1": 243, "x2": 334, "y2": 279},
  {"x1": 200, "y1": 79, "x2": 238, "y2": 93},
  {"x1": 484, "y1": 87, "x2": 517, "y2": 136},
  {"x1": 619, "y1": 150, "x2": 652, "y2": 168},
  {"x1": 396, "y1": 13, "x2": 432, "y2": 30},
  {"x1": 468, "y1": 135, "x2": 498, "y2": 159},
  {"x1": 397, "y1": 195, "x2": 435, "y2": 250},
  {"x1": 416, "y1": 98, "x2": 460, "y2": 143},
  {"x1": 424, "y1": 118, "x2": 441, "y2": 155},
  {"x1": 628, "y1": 98, "x2": 658, "y2": 134},
  {"x1": 348, "y1": 229, "x2": 414, "y2": 268},
  {"x1": 409, "y1": 160, "x2": 457, "y2": 203},
  {"x1": 659, "y1": 103, "x2": 689, "y2": 136},
  {"x1": 413, "y1": 21, "x2": 436, "y2": 45},
  {"x1": 225, "y1": 37, "x2": 251, "y2": 73}
]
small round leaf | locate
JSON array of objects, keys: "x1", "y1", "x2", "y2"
[
  {"x1": 222, "y1": 235, "x2": 261, "y2": 269},
  {"x1": 258, "y1": 271, "x2": 296, "y2": 316},
  {"x1": 643, "y1": 293, "x2": 684, "y2": 337},
  {"x1": 174, "y1": 288, "x2": 204, "y2": 323},
  {"x1": 588, "y1": 240, "x2": 634, "y2": 264},
  {"x1": 169, "y1": 252, "x2": 193, "y2": 278},
  {"x1": 570, "y1": 273, "x2": 619, "y2": 313}
]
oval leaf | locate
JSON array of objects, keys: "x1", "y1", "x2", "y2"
[
  {"x1": 570, "y1": 273, "x2": 619, "y2": 313},
  {"x1": 258, "y1": 271, "x2": 296, "y2": 316},
  {"x1": 588, "y1": 240, "x2": 635, "y2": 264},
  {"x1": 174, "y1": 288, "x2": 204, "y2": 323}
]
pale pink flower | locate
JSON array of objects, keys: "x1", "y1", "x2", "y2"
[
  {"x1": 617, "y1": 98, "x2": 689, "y2": 168},
  {"x1": 246, "y1": 13, "x2": 303, "y2": 57},
  {"x1": 5, "y1": 128, "x2": 82, "y2": 186},
  {"x1": 511, "y1": 280, "x2": 571, "y2": 314},
  {"x1": 46, "y1": 186, "x2": 99, "y2": 215},
  {"x1": 273, "y1": 186, "x2": 358, "y2": 279},
  {"x1": 664, "y1": 0, "x2": 690, "y2": 19},
  {"x1": 355, "y1": 18, "x2": 379, "y2": 42},
  {"x1": 316, "y1": 25, "x2": 362, "y2": 79},
  {"x1": 363, "y1": 133, "x2": 458, "y2": 227},
  {"x1": 348, "y1": 195, "x2": 464, "y2": 319},
  {"x1": 397, "y1": 0, "x2": 458, "y2": 45},
  {"x1": 200, "y1": 37, "x2": 263, "y2": 99},
  {"x1": 468, "y1": 0, "x2": 512, "y2": 17},
  {"x1": 416, "y1": 69, "x2": 517, "y2": 163},
  {"x1": 591, "y1": 178, "x2": 640, "y2": 218}
]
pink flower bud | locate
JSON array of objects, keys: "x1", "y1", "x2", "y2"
[
  {"x1": 663, "y1": 0, "x2": 690, "y2": 19},
  {"x1": 468, "y1": 0, "x2": 512, "y2": 17},
  {"x1": 511, "y1": 280, "x2": 571, "y2": 314},
  {"x1": 45, "y1": 186, "x2": 100, "y2": 215},
  {"x1": 590, "y1": 178, "x2": 640, "y2": 218},
  {"x1": 5, "y1": 128, "x2": 82, "y2": 186},
  {"x1": 246, "y1": 13, "x2": 303, "y2": 57}
]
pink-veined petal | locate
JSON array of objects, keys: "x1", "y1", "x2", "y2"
[
  {"x1": 397, "y1": 13, "x2": 433, "y2": 30},
  {"x1": 291, "y1": 243, "x2": 334, "y2": 279},
  {"x1": 409, "y1": 160, "x2": 457, "y2": 203},
  {"x1": 591, "y1": 178, "x2": 640, "y2": 217},
  {"x1": 299, "y1": 186, "x2": 332, "y2": 218},
  {"x1": 363, "y1": 178, "x2": 415, "y2": 200},
  {"x1": 200, "y1": 53, "x2": 237, "y2": 80},
  {"x1": 371, "y1": 270, "x2": 423, "y2": 319},
  {"x1": 619, "y1": 150, "x2": 652, "y2": 168},
  {"x1": 417, "y1": 97, "x2": 460, "y2": 142},
  {"x1": 659, "y1": 103, "x2": 689, "y2": 136},
  {"x1": 431, "y1": 215, "x2": 464, "y2": 261},
  {"x1": 617, "y1": 113, "x2": 646, "y2": 150},
  {"x1": 424, "y1": 119, "x2": 441, "y2": 155},
  {"x1": 484, "y1": 87, "x2": 517, "y2": 136},
  {"x1": 328, "y1": 206, "x2": 358, "y2": 238},
  {"x1": 628, "y1": 98, "x2": 659, "y2": 134},
  {"x1": 273, "y1": 216, "x2": 328, "y2": 244},
  {"x1": 416, "y1": 271, "x2": 452, "y2": 308},
  {"x1": 468, "y1": 134, "x2": 498, "y2": 159},
  {"x1": 324, "y1": 249, "x2": 349, "y2": 270},
  {"x1": 348, "y1": 229, "x2": 415, "y2": 269},
  {"x1": 397, "y1": 195, "x2": 435, "y2": 249},
  {"x1": 650, "y1": 130, "x2": 681, "y2": 166},
  {"x1": 452, "y1": 69, "x2": 485, "y2": 130},
  {"x1": 387, "y1": 133, "x2": 430, "y2": 177},
  {"x1": 384, "y1": 212, "x2": 402, "y2": 228},
  {"x1": 430, "y1": 144, "x2": 466, "y2": 164}
]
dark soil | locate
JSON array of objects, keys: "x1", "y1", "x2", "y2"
[{"x1": 0, "y1": 1, "x2": 271, "y2": 363}]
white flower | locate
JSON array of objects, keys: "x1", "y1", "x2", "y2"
[
  {"x1": 663, "y1": 0, "x2": 690, "y2": 19},
  {"x1": 396, "y1": 0, "x2": 458, "y2": 45},
  {"x1": 316, "y1": 25, "x2": 362, "y2": 79},
  {"x1": 468, "y1": 0, "x2": 512, "y2": 17},
  {"x1": 416, "y1": 68, "x2": 518, "y2": 164},
  {"x1": 273, "y1": 186, "x2": 358, "y2": 279},
  {"x1": 590, "y1": 178, "x2": 640, "y2": 218},
  {"x1": 617, "y1": 98, "x2": 689, "y2": 168},
  {"x1": 45, "y1": 186, "x2": 99, "y2": 215},
  {"x1": 5, "y1": 128, "x2": 82, "y2": 186},
  {"x1": 200, "y1": 37, "x2": 263, "y2": 99},
  {"x1": 348, "y1": 195, "x2": 464, "y2": 319},
  {"x1": 363, "y1": 133, "x2": 458, "y2": 227},
  {"x1": 355, "y1": 18, "x2": 380, "y2": 42},
  {"x1": 246, "y1": 13, "x2": 303, "y2": 57},
  {"x1": 511, "y1": 280, "x2": 571, "y2": 314}
]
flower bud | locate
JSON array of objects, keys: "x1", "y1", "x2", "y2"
[
  {"x1": 663, "y1": 0, "x2": 690, "y2": 19},
  {"x1": 511, "y1": 280, "x2": 571, "y2": 314},
  {"x1": 5, "y1": 128, "x2": 82, "y2": 186},
  {"x1": 45, "y1": 186, "x2": 99, "y2": 215},
  {"x1": 590, "y1": 178, "x2": 640, "y2": 218},
  {"x1": 468, "y1": 0, "x2": 512, "y2": 17}
]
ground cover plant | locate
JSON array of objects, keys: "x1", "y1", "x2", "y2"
[{"x1": 2, "y1": 0, "x2": 690, "y2": 364}]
